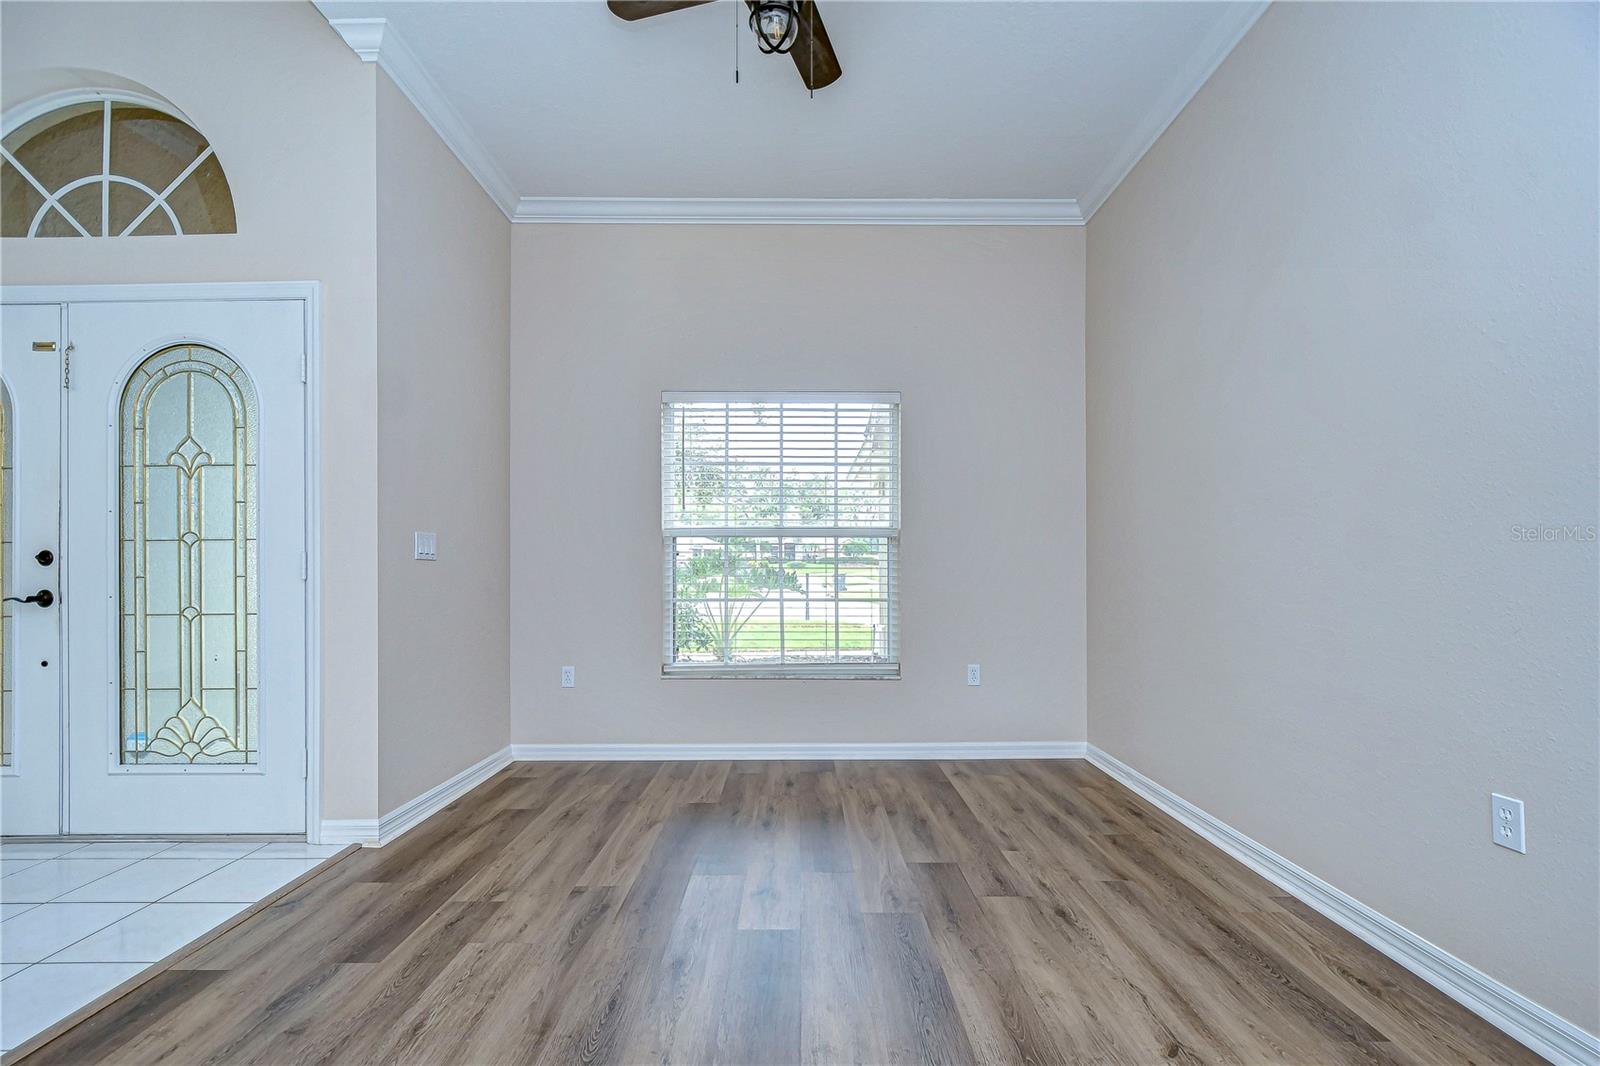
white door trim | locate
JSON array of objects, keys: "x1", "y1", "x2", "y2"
[{"x1": 0, "y1": 282, "x2": 324, "y2": 841}]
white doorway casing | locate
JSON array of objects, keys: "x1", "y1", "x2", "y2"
[{"x1": 0, "y1": 283, "x2": 323, "y2": 840}]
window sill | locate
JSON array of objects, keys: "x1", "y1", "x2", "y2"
[{"x1": 662, "y1": 664, "x2": 900, "y2": 681}]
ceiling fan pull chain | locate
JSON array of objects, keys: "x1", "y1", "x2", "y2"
[{"x1": 734, "y1": 0, "x2": 740, "y2": 83}]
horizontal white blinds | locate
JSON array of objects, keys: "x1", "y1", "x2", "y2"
[
  {"x1": 661, "y1": 394, "x2": 900, "y2": 673},
  {"x1": 661, "y1": 395, "x2": 900, "y2": 533}
]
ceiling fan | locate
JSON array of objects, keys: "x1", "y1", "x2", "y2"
[{"x1": 607, "y1": 0, "x2": 842, "y2": 91}]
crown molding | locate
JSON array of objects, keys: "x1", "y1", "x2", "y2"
[
  {"x1": 1079, "y1": 0, "x2": 1270, "y2": 220},
  {"x1": 321, "y1": 3, "x2": 1264, "y2": 227},
  {"x1": 324, "y1": 14, "x2": 386, "y2": 61},
  {"x1": 510, "y1": 197, "x2": 1084, "y2": 225},
  {"x1": 322, "y1": 13, "x2": 519, "y2": 219}
]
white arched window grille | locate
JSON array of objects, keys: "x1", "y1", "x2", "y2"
[{"x1": 1, "y1": 91, "x2": 235, "y2": 238}]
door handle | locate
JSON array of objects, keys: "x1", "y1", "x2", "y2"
[{"x1": 3, "y1": 589, "x2": 54, "y2": 608}]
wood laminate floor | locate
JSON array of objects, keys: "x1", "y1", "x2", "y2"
[{"x1": 23, "y1": 760, "x2": 1540, "y2": 1065}]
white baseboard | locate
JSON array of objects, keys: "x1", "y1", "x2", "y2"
[
  {"x1": 318, "y1": 736, "x2": 1081, "y2": 845},
  {"x1": 509, "y1": 741, "x2": 1086, "y2": 762},
  {"x1": 319, "y1": 745, "x2": 514, "y2": 848},
  {"x1": 317, "y1": 737, "x2": 1592, "y2": 1062},
  {"x1": 1085, "y1": 745, "x2": 1599, "y2": 1066},
  {"x1": 317, "y1": 818, "x2": 380, "y2": 847},
  {"x1": 322, "y1": 742, "x2": 1080, "y2": 844}
]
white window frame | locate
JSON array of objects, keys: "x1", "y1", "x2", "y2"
[
  {"x1": 661, "y1": 390, "x2": 901, "y2": 680},
  {"x1": 1, "y1": 90, "x2": 223, "y2": 238}
]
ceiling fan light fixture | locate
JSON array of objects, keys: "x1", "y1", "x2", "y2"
[{"x1": 749, "y1": 0, "x2": 800, "y2": 54}]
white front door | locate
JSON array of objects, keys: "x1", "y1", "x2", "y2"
[
  {"x1": 1, "y1": 305, "x2": 65, "y2": 835},
  {"x1": 62, "y1": 298, "x2": 308, "y2": 834}
]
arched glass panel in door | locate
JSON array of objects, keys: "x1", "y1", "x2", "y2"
[{"x1": 120, "y1": 345, "x2": 257, "y2": 764}]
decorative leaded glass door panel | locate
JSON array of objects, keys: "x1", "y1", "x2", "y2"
[
  {"x1": 64, "y1": 299, "x2": 306, "y2": 834},
  {"x1": 0, "y1": 304, "x2": 64, "y2": 836}
]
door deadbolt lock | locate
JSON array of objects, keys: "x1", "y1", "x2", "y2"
[
  {"x1": 35, "y1": 549, "x2": 54, "y2": 566},
  {"x1": 3, "y1": 589, "x2": 53, "y2": 608}
]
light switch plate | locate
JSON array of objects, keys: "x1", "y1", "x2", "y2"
[
  {"x1": 413, "y1": 531, "x2": 438, "y2": 561},
  {"x1": 1491, "y1": 793, "x2": 1525, "y2": 853}
]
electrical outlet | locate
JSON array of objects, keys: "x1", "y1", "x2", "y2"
[
  {"x1": 966, "y1": 663, "x2": 981, "y2": 686},
  {"x1": 561, "y1": 665, "x2": 576, "y2": 689},
  {"x1": 1491, "y1": 793, "x2": 1525, "y2": 853},
  {"x1": 413, "y1": 531, "x2": 438, "y2": 561}
]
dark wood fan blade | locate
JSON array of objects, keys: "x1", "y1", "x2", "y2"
[
  {"x1": 789, "y1": 0, "x2": 841, "y2": 90},
  {"x1": 607, "y1": 0, "x2": 714, "y2": 21}
]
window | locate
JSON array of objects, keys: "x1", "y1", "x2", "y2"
[
  {"x1": 120, "y1": 344, "x2": 259, "y2": 763},
  {"x1": 662, "y1": 392, "x2": 900, "y2": 678},
  {"x1": 1, "y1": 94, "x2": 236, "y2": 238}
]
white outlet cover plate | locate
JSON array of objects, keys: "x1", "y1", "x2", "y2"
[
  {"x1": 966, "y1": 664, "x2": 981, "y2": 686},
  {"x1": 561, "y1": 665, "x2": 575, "y2": 688},
  {"x1": 1491, "y1": 793, "x2": 1525, "y2": 854}
]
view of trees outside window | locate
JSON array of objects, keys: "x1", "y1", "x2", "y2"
[{"x1": 661, "y1": 397, "x2": 899, "y2": 672}]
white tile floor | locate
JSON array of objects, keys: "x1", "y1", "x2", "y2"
[{"x1": 0, "y1": 840, "x2": 345, "y2": 1052}]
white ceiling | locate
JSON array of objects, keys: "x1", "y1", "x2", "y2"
[{"x1": 315, "y1": 0, "x2": 1265, "y2": 220}]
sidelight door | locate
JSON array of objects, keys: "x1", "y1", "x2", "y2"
[{"x1": 0, "y1": 304, "x2": 65, "y2": 836}]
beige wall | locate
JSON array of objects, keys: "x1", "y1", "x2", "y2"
[
  {"x1": 9, "y1": 10, "x2": 1591, "y2": 1044},
  {"x1": 1087, "y1": 1, "x2": 1598, "y2": 1032},
  {"x1": 509, "y1": 225, "x2": 1086, "y2": 747},
  {"x1": 375, "y1": 71, "x2": 510, "y2": 812},
  {"x1": 0, "y1": 1, "x2": 384, "y2": 820}
]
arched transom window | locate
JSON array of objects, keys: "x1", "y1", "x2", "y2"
[{"x1": 1, "y1": 94, "x2": 236, "y2": 238}]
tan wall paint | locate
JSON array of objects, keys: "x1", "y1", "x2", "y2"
[
  {"x1": 0, "y1": 1, "x2": 383, "y2": 821},
  {"x1": 509, "y1": 225, "x2": 1086, "y2": 747},
  {"x1": 375, "y1": 71, "x2": 510, "y2": 812},
  {"x1": 1087, "y1": 2, "x2": 1598, "y2": 1032}
]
